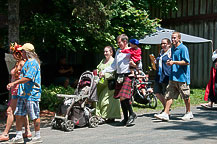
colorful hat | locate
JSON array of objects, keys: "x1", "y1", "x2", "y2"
[
  {"x1": 10, "y1": 42, "x2": 22, "y2": 53},
  {"x1": 17, "y1": 43, "x2": 35, "y2": 52},
  {"x1": 129, "y1": 39, "x2": 139, "y2": 45}
]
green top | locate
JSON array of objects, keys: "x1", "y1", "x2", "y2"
[{"x1": 96, "y1": 57, "x2": 121, "y2": 119}]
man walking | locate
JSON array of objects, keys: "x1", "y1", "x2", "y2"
[
  {"x1": 154, "y1": 32, "x2": 193, "y2": 121},
  {"x1": 7, "y1": 43, "x2": 42, "y2": 143}
]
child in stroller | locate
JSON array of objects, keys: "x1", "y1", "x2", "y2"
[
  {"x1": 136, "y1": 72, "x2": 153, "y2": 100},
  {"x1": 51, "y1": 71, "x2": 99, "y2": 131},
  {"x1": 131, "y1": 70, "x2": 157, "y2": 109}
]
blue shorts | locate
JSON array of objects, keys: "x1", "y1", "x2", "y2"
[{"x1": 14, "y1": 98, "x2": 40, "y2": 120}]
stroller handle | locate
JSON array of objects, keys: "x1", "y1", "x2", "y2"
[
  {"x1": 57, "y1": 94, "x2": 90, "y2": 99},
  {"x1": 57, "y1": 94, "x2": 78, "y2": 98}
]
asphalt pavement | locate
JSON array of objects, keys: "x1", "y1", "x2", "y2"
[{"x1": 1, "y1": 105, "x2": 217, "y2": 144}]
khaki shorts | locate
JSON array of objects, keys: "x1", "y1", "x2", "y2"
[{"x1": 165, "y1": 81, "x2": 190, "y2": 100}]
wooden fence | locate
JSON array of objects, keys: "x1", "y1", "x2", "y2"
[{"x1": 148, "y1": 0, "x2": 217, "y2": 88}]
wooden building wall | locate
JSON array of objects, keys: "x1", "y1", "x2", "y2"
[{"x1": 147, "y1": 0, "x2": 217, "y2": 88}]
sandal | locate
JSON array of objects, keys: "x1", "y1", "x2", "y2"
[
  {"x1": 201, "y1": 103, "x2": 213, "y2": 109},
  {"x1": 0, "y1": 134, "x2": 9, "y2": 142}
]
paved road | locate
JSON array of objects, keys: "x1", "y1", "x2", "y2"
[{"x1": 1, "y1": 105, "x2": 217, "y2": 144}]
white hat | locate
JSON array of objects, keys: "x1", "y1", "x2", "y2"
[{"x1": 17, "y1": 43, "x2": 35, "y2": 52}]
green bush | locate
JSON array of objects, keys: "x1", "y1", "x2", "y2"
[{"x1": 40, "y1": 85, "x2": 75, "y2": 112}]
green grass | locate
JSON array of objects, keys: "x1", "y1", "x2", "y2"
[{"x1": 133, "y1": 88, "x2": 206, "y2": 113}]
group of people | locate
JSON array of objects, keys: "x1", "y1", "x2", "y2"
[
  {"x1": 0, "y1": 43, "x2": 42, "y2": 143},
  {"x1": 95, "y1": 32, "x2": 194, "y2": 126},
  {"x1": 96, "y1": 35, "x2": 143, "y2": 126},
  {"x1": 154, "y1": 32, "x2": 193, "y2": 121},
  {"x1": 1, "y1": 31, "x2": 215, "y2": 142}
]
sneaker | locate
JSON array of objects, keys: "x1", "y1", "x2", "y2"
[
  {"x1": 154, "y1": 112, "x2": 169, "y2": 121},
  {"x1": 8, "y1": 137, "x2": 24, "y2": 143},
  {"x1": 181, "y1": 111, "x2": 194, "y2": 121},
  {"x1": 30, "y1": 136, "x2": 43, "y2": 143},
  {"x1": 126, "y1": 113, "x2": 137, "y2": 126}
]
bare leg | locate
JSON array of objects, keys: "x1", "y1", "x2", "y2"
[
  {"x1": 184, "y1": 98, "x2": 191, "y2": 113},
  {"x1": 23, "y1": 115, "x2": 32, "y2": 137},
  {"x1": 120, "y1": 96, "x2": 125, "y2": 101},
  {"x1": 0, "y1": 99, "x2": 17, "y2": 136},
  {"x1": 33, "y1": 118, "x2": 40, "y2": 132},
  {"x1": 164, "y1": 99, "x2": 173, "y2": 115},
  {"x1": 141, "y1": 89, "x2": 146, "y2": 95},
  {"x1": 141, "y1": 89, "x2": 147, "y2": 98},
  {"x1": 16, "y1": 115, "x2": 25, "y2": 131},
  {"x1": 155, "y1": 93, "x2": 166, "y2": 108},
  {"x1": 128, "y1": 69, "x2": 134, "y2": 77}
]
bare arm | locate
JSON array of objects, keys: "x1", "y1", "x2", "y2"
[
  {"x1": 58, "y1": 66, "x2": 73, "y2": 74},
  {"x1": 166, "y1": 60, "x2": 189, "y2": 66},
  {"x1": 7, "y1": 77, "x2": 31, "y2": 90}
]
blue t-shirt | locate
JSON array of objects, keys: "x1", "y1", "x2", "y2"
[
  {"x1": 170, "y1": 43, "x2": 190, "y2": 85},
  {"x1": 17, "y1": 58, "x2": 41, "y2": 101}
]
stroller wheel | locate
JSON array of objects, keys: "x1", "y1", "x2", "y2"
[
  {"x1": 56, "y1": 120, "x2": 63, "y2": 129},
  {"x1": 64, "y1": 120, "x2": 74, "y2": 131},
  {"x1": 51, "y1": 119, "x2": 57, "y2": 129},
  {"x1": 89, "y1": 116, "x2": 99, "y2": 128},
  {"x1": 148, "y1": 93, "x2": 158, "y2": 109}
]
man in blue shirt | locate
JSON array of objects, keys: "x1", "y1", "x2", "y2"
[
  {"x1": 155, "y1": 32, "x2": 193, "y2": 121},
  {"x1": 7, "y1": 43, "x2": 42, "y2": 143}
]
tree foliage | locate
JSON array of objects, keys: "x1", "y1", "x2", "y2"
[
  {"x1": 147, "y1": 0, "x2": 177, "y2": 15},
  {"x1": 18, "y1": 0, "x2": 177, "y2": 56}
]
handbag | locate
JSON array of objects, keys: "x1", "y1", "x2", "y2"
[
  {"x1": 108, "y1": 79, "x2": 116, "y2": 90},
  {"x1": 116, "y1": 74, "x2": 125, "y2": 84}
]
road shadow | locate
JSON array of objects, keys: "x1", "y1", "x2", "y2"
[{"x1": 152, "y1": 110, "x2": 217, "y2": 141}]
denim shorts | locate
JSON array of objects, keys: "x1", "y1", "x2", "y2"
[{"x1": 14, "y1": 98, "x2": 40, "y2": 120}]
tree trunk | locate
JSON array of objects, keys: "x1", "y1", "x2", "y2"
[{"x1": 8, "y1": 0, "x2": 20, "y2": 44}]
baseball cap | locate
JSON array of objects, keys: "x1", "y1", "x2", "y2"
[
  {"x1": 129, "y1": 39, "x2": 139, "y2": 45},
  {"x1": 17, "y1": 43, "x2": 35, "y2": 52}
]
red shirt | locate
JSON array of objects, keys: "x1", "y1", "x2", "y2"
[
  {"x1": 204, "y1": 67, "x2": 216, "y2": 101},
  {"x1": 121, "y1": 47, "x2": 141, "y2": 62}
]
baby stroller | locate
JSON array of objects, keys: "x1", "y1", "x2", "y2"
[
  {"x1": 51, "y1": 71, "x2": 99, "y2": 131},
  {"x1": 131, "y1": 70, "x2": 157, "y2": 109}
]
